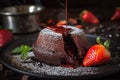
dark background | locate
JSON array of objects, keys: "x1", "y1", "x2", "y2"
[
  {"x1": 0, "y1": 0, "x2": 120, "y2": 31},
  {"x1": 40, "y1": 0, "x2": 120, "y2": 8},
  {"x1": 0, "y1": 0, "x2": 120, "y2": 80},
  {"x1": 0, "y1": 0, "x2": 120, "y2": 8}
]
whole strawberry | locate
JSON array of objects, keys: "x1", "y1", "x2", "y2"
[
  {"x1": 83, "y1": 36, "x2": 111, "y2": 67},
  {"x1": 0, "y1": 29, "x2": 13, "y2": 47},
  {"x1": 111, "y1": 7, "x2": 120, "y2": 21},
  {"x1": 80, "y1": 10, "x2": 99, "y2": 24}
]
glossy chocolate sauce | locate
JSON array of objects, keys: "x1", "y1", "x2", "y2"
[
  {"x1": 47, "y1": 26, "x2": 71, "y2": 34},
  {"x1": 47, "y1": 26, "x2": 80, "y2": 68}
]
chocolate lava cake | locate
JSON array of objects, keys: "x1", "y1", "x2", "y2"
[{"x1": 33, "y1": 26, "x2": 88, "y2": 67}]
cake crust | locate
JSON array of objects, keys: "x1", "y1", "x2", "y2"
[{"x1": 33, "y1": 26, "x2": 88, "y2": 67}]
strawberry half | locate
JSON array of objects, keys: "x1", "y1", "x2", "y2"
[
  {"x1": 0, "y1": 29, "x2": 13, "y2": 47},
  {"x1": 80, "y1": 10, "x2": 99, "y2": 24},
  {"x1": 83, "y1": 36, "x2": 111, "y2": 67},
  {"x1": 111, "y1": 7, "x2": 120, "y2": 21}
]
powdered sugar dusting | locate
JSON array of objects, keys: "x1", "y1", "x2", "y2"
[
  {"x1": 41, "y1": 25, "x2": 84, "y2": 35},
  {"x1": 11, "y1": 52, "x2": 105, "y2": 76},
  {"x1": 41, "y1": 28, "x2": 62, "y2": 36},
  {"x1": 9, "y1": 26, "x2": 114, "y2": 77},
  {"x1": 63, "y1": 25, "x2": 84, "y2": 34}
]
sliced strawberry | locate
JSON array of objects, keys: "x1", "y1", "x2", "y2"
[
  {"x1": 47, "y1": 19, "x2": 55, "y2": 25},
  {"x1": 68, "y1": 18, "x2": 77, "y2": 24},
  {"x1": 76, "y1": 24, "x2": 83, "y2": 29},
  {"x1": 111, "y1": 7, "x2": 120, "y2": 21},
  {"x1": 0, "y1": 29, "x2": 13, "y2": 47},
  {"x1": 56, "y1": 20, "x2": 67, "y2": 26},
  {"x1": 80, "y1": 10, "x2": 99, "y2": 24},
  {"x1": 83, "y1": 36, "x2": 111, "y2": 67}
]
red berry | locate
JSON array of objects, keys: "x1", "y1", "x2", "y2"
[
  {"x1": 111, "y1": 8, "x2": 120, "y2": 21},
  {"x1": 0, "y1": 29, "x2": 13, "y2": 47},
  {"x1": 80, "y1": 10, "x2": 99, "y2": 24},
  {"x1": 76, "y1": 24, "x2": 83, "y2": 29},
  {"x1": 56, "y1": 20, "x2": 67, "y2": 26},
  {"x1": 83, "y1": 44, "x2": 111, "y2": 67}
]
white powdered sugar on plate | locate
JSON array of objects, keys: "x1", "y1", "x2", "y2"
[{"x1": 11, "y1": 51, "x2": 102, "y2": 76}]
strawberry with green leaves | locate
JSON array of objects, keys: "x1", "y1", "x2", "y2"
[
  {"x1": 0, "y1": 27, "x2": 13, "y2": 47},
  {"x1": 83, "y1": 36, "x2": 111, "y2": 67},
  {"x1": 80, "y1": 10, "x2": 99, "y2": 24}
]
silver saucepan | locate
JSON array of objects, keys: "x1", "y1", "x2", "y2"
[{"x1": 0, "y1": 5, "x2": 44, "y2": 33}]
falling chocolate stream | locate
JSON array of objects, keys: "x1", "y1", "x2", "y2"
[{"x1": 66, "y1": 0, "x2": 68, "y2": 25}]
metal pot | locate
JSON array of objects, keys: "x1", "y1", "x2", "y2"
[{"x1": 0, "y1": 5, "x2": 44, "y2": 33}]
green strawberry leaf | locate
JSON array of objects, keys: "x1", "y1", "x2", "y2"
[
  {"x1": 0, "y1": 26, "x2": 13, "y2": 32},
  {"x1": 96, "y1": 36, "x2": 110, "y2": 49},
  {"x1": 104, "y1": 40, "x2": 110, "y2": 49},
  {"x1": 0, "y1": 26, "x2": 3, "y2": 30},
  {"x1": 116, "y1": 7, "x2": 120, "y2": 10},
  {"x1": 96, "y1": 36, "x2": 102, "y2": 44},
  {"x1": 5, "y1": 28, "x2": 13, "y2": 32},
  {"x1": 79, "y1": 10, "x2": 87, "y2": 23}
]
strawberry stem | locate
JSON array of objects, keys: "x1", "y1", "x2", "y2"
[
  {"x1": 0, "y1": 26, "x2": 3, "y2": 30},
  {"x1": 5, "y1": 28, "x2": 13, "y2": 32},
  {"x1": 96, "y1": 36, "x2": 110, "y2": 49},
  {"x1": 116, "y1": 7, "x2": 120, "y2": 10},
  {"x1": 96, "y1": 36, "x2": 102, "y2": 44},
  {"x1": 79, "y1": 10, "x2": 87, "y2": 23},
  {"x1": 104, "y1": 40, "x2": 110, "y2": 49},
  {"x1": 0, "y1": 26, "x2": 13, "y2": 32}
]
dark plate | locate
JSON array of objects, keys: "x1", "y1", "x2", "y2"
[{"x1": 0, "y1": 34, "x2": 120, "y2": 80}]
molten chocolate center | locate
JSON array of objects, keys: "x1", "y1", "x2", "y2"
[{"x1": 63, "y1": 34, "x2": 80, "y2": 67}]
